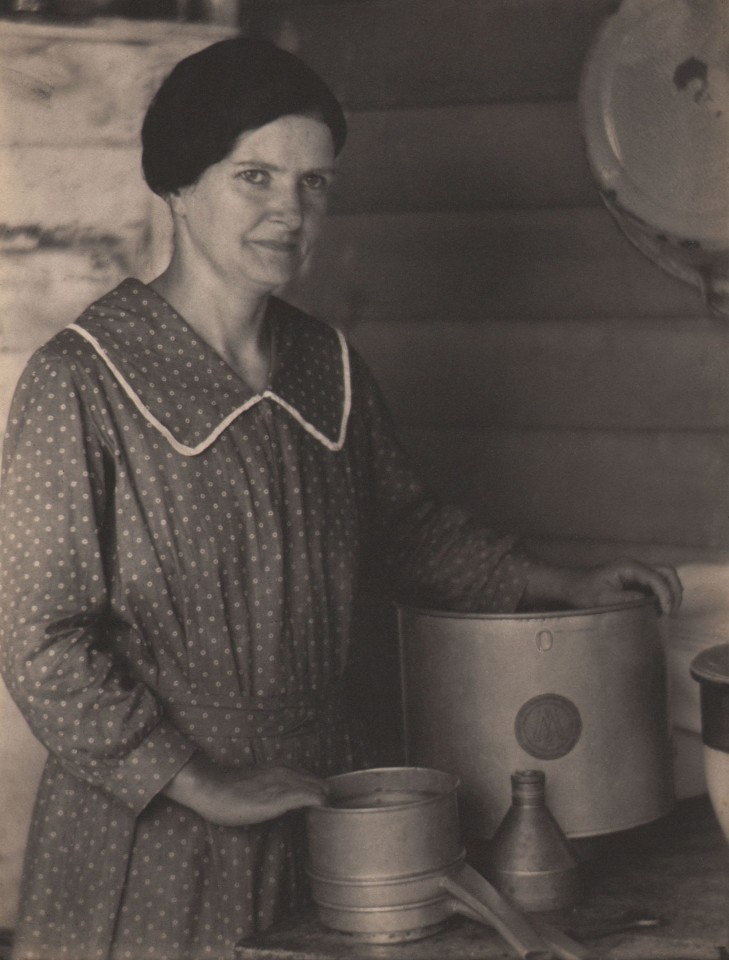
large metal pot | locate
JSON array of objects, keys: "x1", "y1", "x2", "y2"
[
  {"x1": 305, "y1": 766, "x2": 565, "y2": 956},
  {"x1": 398, "y1": 598, "x2": 674, "y2": 839}
]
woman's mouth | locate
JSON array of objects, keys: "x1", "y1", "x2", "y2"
[{"x1": 252, "y1": 239, "x2": 299, "y2": 254}]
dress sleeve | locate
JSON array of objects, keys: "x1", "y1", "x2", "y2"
[
  {"x1": 0, "y1": 349, "x2": 195, "y2": 816},
  {"x1": 349, "y1": 349, "x2": 535, "y2": 613}
]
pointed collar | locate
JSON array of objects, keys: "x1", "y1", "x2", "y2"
[{"x1": 66, "y1": 279, "x2": 351, "y2": 456}]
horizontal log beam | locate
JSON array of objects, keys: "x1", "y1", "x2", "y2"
[
  {"x1": 251, "y1": 0, "x2": 615, "y2": 109},
  {"x1": 350, "y1": 318, "x2": 729, "y2": 431},
  {"x1": 401, "y1": 425, "x2": 728, "y2": 548},
  {"x1": 330, "y1": 101, "x2": 598, "y2": 214},
  {"x1": 287, "y1": 207, "x2": 707, "y2": 323}
]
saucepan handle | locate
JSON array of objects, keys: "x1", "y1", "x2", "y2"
[
  {"x1": 441, "y1": 863, "x2": 597, "y2": 960},
  {"x1": 528, "y1": 920, "x2": 600, "y2": 960},
  {"x1": 439, "y1": 862, "x2": 553, "y2": 960}
]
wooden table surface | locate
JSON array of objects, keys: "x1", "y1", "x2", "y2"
[{"x1": 236, "y1": 795, "x2": 729, "y2": 960}]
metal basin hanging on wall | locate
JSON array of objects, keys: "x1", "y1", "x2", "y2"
[
  {"x1": 398, "y1": 598, "x2": 674, "y2": 839},
  {"x1": 579, "y1": 0, "x2": 729, "y2": 315}
]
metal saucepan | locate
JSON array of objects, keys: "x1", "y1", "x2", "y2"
[{"x1": 305, "y1": 767, "x2": 593, "y2": 960}]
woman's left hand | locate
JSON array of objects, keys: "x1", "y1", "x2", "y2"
[
  {"x1": 522, "y1": 559, "x2": 683, "y2": 615},
  {"x1": 559, "y1": 559, "x2": 683, "y2": 616}
]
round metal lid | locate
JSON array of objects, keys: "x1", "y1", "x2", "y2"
[
  {"x1": 690, "y1": 642, "x2": 729, "y2": 684},
  {"x1": 580, "y1": 0, "x2": 729, "y2": 246}
]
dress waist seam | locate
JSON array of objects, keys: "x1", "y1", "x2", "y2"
[{"x1": 163, "y1": 690, "x2": 345, "y2": 739}]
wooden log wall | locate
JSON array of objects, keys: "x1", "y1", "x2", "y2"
[
  {"x1": 251, "y1": 0, "x2": 729, "y2": 557},
  {"x1": 0, "y1": 18, "x2": 235, "y2": 448},
  {"x1": 0, "y1": 18, "x2": 235, "y2": 927}
]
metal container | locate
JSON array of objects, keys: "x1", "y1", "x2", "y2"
[
  {"x1": 306, "y1": 767, "x2": 462, "y2": 942},
  {"x1": 690, "y1": 643, "x2": 729, "y2": 844},
  {"x1": 579, "y1": 0, "x2": 729, "y2": 316},
  {"x1": 305, "y1": 766, "x2": 556, "y2": 955},
  {"x1": 398, "y1": 598, "x2": 674, "y2": 839},
  {"x1": 485, "y1": 769, "x2": 581, "y2": 912}
]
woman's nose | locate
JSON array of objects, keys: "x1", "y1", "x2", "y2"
[{"x1": 270, "y1": 184, "x2": 304, "y2": 229}]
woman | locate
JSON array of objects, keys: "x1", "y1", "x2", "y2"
[{"x1": 0, "y1": 37, "x2": 681, "y2": 960}]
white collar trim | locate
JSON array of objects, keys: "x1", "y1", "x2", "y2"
[{"x1": 67, "y1": 322, "x2": 352, "y2": 456}]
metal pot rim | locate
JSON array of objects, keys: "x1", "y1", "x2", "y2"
[
  {"x1": 396, "y1": 596, "x2": 656, "y2": 622},
  {"x1": 317, "y1": 766, "x2": 460, "y2": 814}
]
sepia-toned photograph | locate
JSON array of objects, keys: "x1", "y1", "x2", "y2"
[{"x1": 0, "y1": 1, "x2": 727, "y2": 958}]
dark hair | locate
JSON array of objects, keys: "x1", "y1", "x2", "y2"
[{"x1": 141, "y1": 37, "x2": 347, "y2": 196}]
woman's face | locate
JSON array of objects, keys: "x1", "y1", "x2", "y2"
[{"x1": 170, "y1": 113, "x2": 336, "y2": 292}]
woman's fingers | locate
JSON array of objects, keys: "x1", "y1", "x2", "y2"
[
  {"x1": 570, "y1": 559, "x2": 684, "y2": 615},
  {"x1": 608, "y1": 559, "x2": 683, "y2": 616},
  {"x1": 234, "y1": 766, "x2": 329, "y2": 820},
  {"x1": 654, "y1": 563, "x2": 683, "y2": 614},
  {"x1": 166, "y1": 755, "x2": 330, "y2": 826}
]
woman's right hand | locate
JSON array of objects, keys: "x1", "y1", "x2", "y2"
[{"x1": 163, "y1": 752, "x2": 329, "y2": 826}]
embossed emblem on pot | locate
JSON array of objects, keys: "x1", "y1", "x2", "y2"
[{"x1": 515, "y1": 694, "x2": 582, "y2": 760}]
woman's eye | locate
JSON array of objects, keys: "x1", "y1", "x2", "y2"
[
  {"x1": 238, "y1": 169, "x2": 269, "y2": 185},
  {"x1": 302, "y1": 173, "x2": 329, "y2": 191}
]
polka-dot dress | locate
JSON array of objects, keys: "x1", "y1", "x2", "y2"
[{"x1": 0, "y1": 280, "x2": 532, "y2": 960}]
